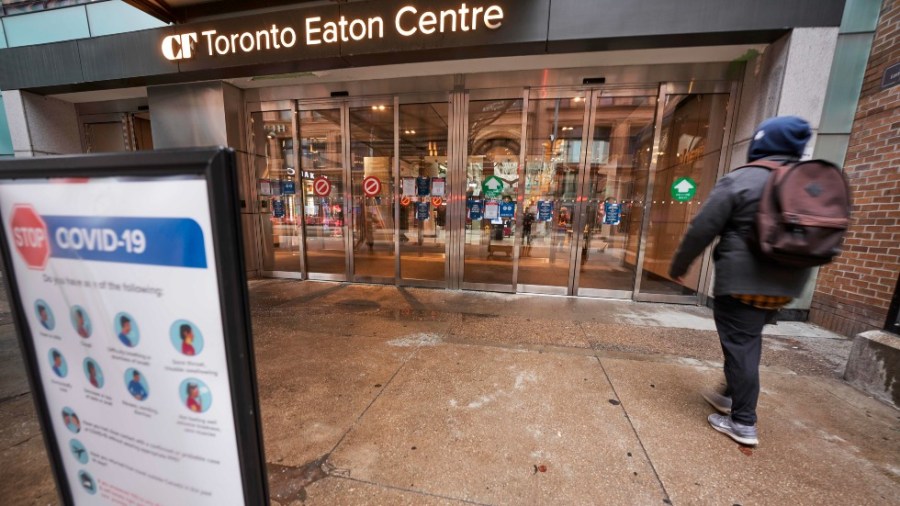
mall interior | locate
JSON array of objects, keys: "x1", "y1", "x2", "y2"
[{"x1": 0, "y1": 0, "x2": 886, "y2": 315}]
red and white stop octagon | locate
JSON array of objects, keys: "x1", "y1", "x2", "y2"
[{"x1": 10, "y1": 205, "x2": 50, "y2": 270}]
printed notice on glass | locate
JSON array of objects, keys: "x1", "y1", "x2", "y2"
[
  {"x1": 0, "y1": 178, "x2": 244, "y2": 505},
  {"x1": 401, "y1": 177, "x2": 416, "y2": 196}
]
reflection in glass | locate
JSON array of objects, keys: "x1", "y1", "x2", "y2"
[
  {"x1": 398, "y1": 103, "x2": 449, "y2": 283},
  {"x1": 517, "y1": 97, "x2": 585, "y2": 288},
  {"x1": 300, "y1": 109, "x2": 346, "y2": 277},
  {"x1": 464, "y1": 99, "x2": 522, "y2": 286},
  {"x1": 250, "y1": 110, "x2": 299, "y2": 273},
  {"x1": 350, "y1": 105, "x2": 395, "y2": 279},
  {"x1": 639, "y1": 93, "x2": 729, "y2": 296},
  {"x1": 578, "y1": 95, "x2": 657, "y2": 293}
]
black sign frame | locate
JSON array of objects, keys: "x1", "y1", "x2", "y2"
[{"x1": 0, "y1": 148, "x2": 268, "y2": 505}]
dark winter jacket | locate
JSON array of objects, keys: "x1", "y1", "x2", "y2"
[{"x1": 668, "y1": 157, "x2": 812, "y2": 298}]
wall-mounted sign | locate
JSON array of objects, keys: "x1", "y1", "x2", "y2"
[
  {"x1": 882, "y1": 62, "x2": 900, "y2": 90},
  {"x1": 313, "y1": 176, "x2": 332, "y2": 196},
  {"x1": 431, "y1": 196, "x2": 443, "y2": 207},
  {"x1": 671, "y1": 177, "x2": 697, "y2": 202},
  {"x1": 162, "y1": 3, "x2": 505, "y2": 61},
  {"x1": 0, "y1": 149, "x2": 267, "y2": 505},
  {"x1": 282, "y1": 181, "x2": 296, "y2": 195},
  {"x1": 400, "y1": 195, "x2": 412, "y2": 206},
  {"x1": 499, "y1": 201, "x2": 516, "y2": 218}
]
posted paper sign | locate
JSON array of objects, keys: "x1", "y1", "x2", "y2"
[{"x1": 0, "y1": 177, "x2": 244, "y2": 505}]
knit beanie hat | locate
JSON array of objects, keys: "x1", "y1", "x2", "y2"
[{"x1": 747, "y1": 116, "x2": 811, "y2": 162}]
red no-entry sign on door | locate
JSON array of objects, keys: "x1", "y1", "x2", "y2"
[
  {"x1": 313, "y1": 176, "x2": 331, "y2": 196},
  {"x1": 362, "y1": 176, "x2": 381, "y2": 197}
]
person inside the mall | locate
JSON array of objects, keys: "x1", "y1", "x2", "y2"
[{"x1": 668, "y1": 116, "x2": 814, "y2": 447}]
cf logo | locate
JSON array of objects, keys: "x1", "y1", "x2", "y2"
[{"x1": 162, "y1": 33, "x2": 198, "y2": 60}]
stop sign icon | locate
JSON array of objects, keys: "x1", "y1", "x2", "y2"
[{"x1": 10, "y1": 205, "x2": 50, "y2": 270}]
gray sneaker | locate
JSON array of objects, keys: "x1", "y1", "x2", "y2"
[
  {"x1": 702, "y1": 390, "x2": 732, "y2": 415},
  {"x1": 708, "y1": 413, "x2": 759, "y2": 446}
]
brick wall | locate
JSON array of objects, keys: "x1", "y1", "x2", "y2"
[{"x1": 810, "y1": 0, "x2": 900, "y2": 337}]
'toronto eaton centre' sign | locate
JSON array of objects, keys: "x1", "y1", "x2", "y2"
[{"x1": 162, "y1": 3, "x2": 505, "y2": 60}]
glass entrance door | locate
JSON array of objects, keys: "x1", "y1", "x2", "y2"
[
  {"x1": 633, "y1": 84, "x2": 733, "y2": 302},
  {"x1": 397, "y1": 100, "x2": 453, "y2": 287},
  {"x1": 281, "y1": 83, "x2": 733, "y2": 300},
  {"x1": 299, "y1": 106, "x2": 348, "y2": 281},
  {"x1": 349, "y1": 100, "x2": 396, "y2": 283},
  {"x1": 574, "y1": 91, "x2": 658, "y2": 297},
  {"x1": 461, "y1": 95, "x2": 524, "y2": 291}
]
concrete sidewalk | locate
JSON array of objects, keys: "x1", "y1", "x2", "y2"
[{"x1": 1, "y1": 280, "x2": 898, "y2": 504}]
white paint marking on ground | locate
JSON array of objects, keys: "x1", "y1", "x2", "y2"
[{"x1": 388, "y1": 332, "x2": 442, "y2": 347}]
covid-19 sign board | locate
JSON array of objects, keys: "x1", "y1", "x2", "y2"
[{"x1": 0, "y1": 149, "x2": 267, "y2": 505}]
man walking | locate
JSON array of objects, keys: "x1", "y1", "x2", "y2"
[{"x1": 669, "y1": 116, "x2": 815, "y2": 446}]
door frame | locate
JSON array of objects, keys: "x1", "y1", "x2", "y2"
[
  {"x1": 252, "y1": 79, "x2": 739, "y2": 303},
  {"x1": 247, "y1": 100, "x2": 305, "y2": 280},
  {"x1": 571, "y1": 86, "x2": 660, "y2": 300},
  {"x1": 631, "y1": 80, "x2": 738, "y2": 305}
]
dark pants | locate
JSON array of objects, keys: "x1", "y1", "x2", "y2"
[{"x1": 713, "y1": 295, "x2": 774, "y2": 426}]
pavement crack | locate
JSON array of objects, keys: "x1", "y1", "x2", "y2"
[
  {"x1": 0, "y1": 391, "x2": 31, "y2": 405},
  {"x1": 580, "y1": 322, "x2": 674, "y2": 505},
  {"x1": 9, "y1": 433, "x2": 40, "y2": 449}
]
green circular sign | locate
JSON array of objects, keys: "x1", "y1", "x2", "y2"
[{"x1": 671, "y1": 177, "x2": 697, "y2": 202}]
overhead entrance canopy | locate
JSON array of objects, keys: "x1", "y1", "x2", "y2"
[{"x1": 0, "y1": 0, "x2": 844, "y2": 94}]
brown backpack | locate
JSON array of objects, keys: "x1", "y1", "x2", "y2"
[{"x1": 748, "y1": 159, "x2": 851, "y2": 268}]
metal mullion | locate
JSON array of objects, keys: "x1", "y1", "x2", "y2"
[
  {"x1": 566, "y1": 90, "x2": 596, "y2": 296},
  {"x1": 696, "y1": 81, "x2": 740, "y2": 305},
  {"x1": 511, "y1": 88, "x2": 529, "y2": 291},
  {"x1": 292, "y1": 105, "x2": 309, "y2": 279},
  {"x1": 632, "y1": 84, "x2": 668, "y2": 298},
  {"x1": 451, "y1": 92, "x2": 467, "y2": 290},
  {"x1": 394, "y1": 96, "x2": 401, "y2": 284},
  {"x1": 342, "y1": 102, "x2": 353, "y2": 280},
  {"x1": 570, "y1": 89, "x2": 601, "y2": 296}
]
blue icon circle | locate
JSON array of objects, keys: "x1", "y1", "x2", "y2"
[
  {"x1": 114, "y1": 312, "x2": 139, "y2": 348},
  {"x1": 170, "y1": 320, "x2": 204, "y2": 356},
  {"x1": 34, "y1": 300, "x2": 55, "y2": 331},
  {"x1": 69, "y1": 439, "x2": 88, "y2": 464},
  {"x1": 61, "y1": 407, "x2": 80, "y2": 434},
  {"x1": 179, "y1": 378, "x2": 212, "y2": 414},
  {"x1": 48, "y1": 349, "x2": 67, "y2": 378},
  {"x1": 70, "y1": 305, "x2": 92, "y2": 338},
  {"x1": 125, "y1": 368, "x2": 149, "y2": 401},
  {"x1": 83, "y1": 358, "x2": 104, "y2": 389}
]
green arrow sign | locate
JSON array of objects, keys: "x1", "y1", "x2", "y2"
[
  {"x1": 482, "y1": 175, "x2": 504, "y2": 198},
  {"x1": 671, "y1": 177, "x2": 697, "y2": 202}
]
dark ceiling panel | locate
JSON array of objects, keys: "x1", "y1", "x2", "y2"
[
  {"x1": 0, "y1": 41, "x2": 83, "y2": 90},
  {"x1": 79, "y1": 28, "x2": 180, "y2": 82}
]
